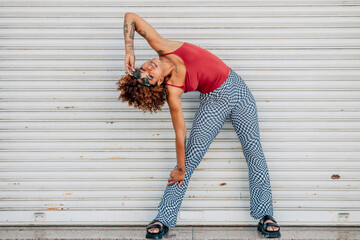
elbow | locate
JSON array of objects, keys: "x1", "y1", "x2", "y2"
[
  {"x1": 182, "y1": 129, "x2": 187, "y2": 138},
  {"x1": 176, "y1": 129, "x2": 187, "y2": 139},
  {"x1": 125, "y1": 12, "x2": 138, "y2": 18},
  {"x1": 124, "y1": 12, "x2": 135, "y2": 18}
]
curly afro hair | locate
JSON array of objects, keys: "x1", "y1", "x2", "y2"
[{"x1": 116, "y1": 68, "x2": 168, "y2": 113}]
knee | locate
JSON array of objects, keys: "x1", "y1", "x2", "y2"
[
  {"x1": 188, "y1": 130, "x2": 213, "y2": 146},
  {"x1": 241, "y1": 137, "x2": 262, "y2": 151}
]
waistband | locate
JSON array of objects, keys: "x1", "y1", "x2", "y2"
[{"x1": 203, "y1": 68, "x2": 239, "y2": 93}]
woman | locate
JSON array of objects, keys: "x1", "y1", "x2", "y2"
[{"x1": 117, "y1": 12, "x2": 281, "y2": 239}]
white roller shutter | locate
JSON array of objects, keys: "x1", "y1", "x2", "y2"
[{"x1": 0, "y1": 0, "x2": 359, "y2": 226}]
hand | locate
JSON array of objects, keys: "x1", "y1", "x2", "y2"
[
  {"x1": 167, "y1": 167, "x2": 185, "y2": 187},
  {"x1": 125, "y1": 53, "x2": 135, "y2": 75}
]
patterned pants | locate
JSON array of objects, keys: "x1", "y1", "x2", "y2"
[{"x1": 155, "y1": 69, "x2": 274, "y2": 227}]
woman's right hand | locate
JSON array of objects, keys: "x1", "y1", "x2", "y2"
[
  {"x1": 125, "y1": 53, "x2": 135, "y2": 75},
  {"x1": 167, "y1": 167, "x2": 185, "y2": 187}
]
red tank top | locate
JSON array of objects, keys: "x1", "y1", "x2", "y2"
[{"x1": 159, "y1": 42, "x2": 230, "y2": 93}]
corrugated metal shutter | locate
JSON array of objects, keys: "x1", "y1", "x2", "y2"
[{"x1": 1, "y1": 0, "x2": 359, "y2": 226}]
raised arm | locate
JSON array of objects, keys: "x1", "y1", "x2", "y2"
[
  {"x1": 123, "y1": 12, "x2": 172, "y2": 54},
  {"x1": 123, "y1": 12, "x2": 183, "y2": 75}
]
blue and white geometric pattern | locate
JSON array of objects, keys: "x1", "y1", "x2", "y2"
[{"x1": 154, "y1": 69, "x2": 274, "y2": 227}]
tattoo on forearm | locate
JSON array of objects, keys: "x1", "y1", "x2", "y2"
[
  {"x1": 123, "y1": 20, "x2": 128, "y2": 36},
  {"x1": 138, "y1": 29, "x2": 146, "y2": 38},
  {"x1": 125, "y1": 39, "x2": 134, "y2": 50},
  {"x1": 129, "y1": 21, "x2": 135, "y2": 39},
  {"x1": 123, "y1": 20, "x2": 134, "y2": 51},
  {"x1": 177, "y1": 167, "x2": 184, "y2": 172}
]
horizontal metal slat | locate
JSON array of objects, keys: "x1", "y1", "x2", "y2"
[
  {"x1": 2, "y1": 28, "x2": 360, "y2": 38},
  {"x1": 1, "y1": 131, "x2": 359, "y2": 142},
  {"x1": 1, "y1": 91, "x2": 360, "y2": 101},
  {"x1": 1, "y1": 179, "x2": 359, "y2": 190},
  {"x1": 2, "y1": 59, "x2": 360, "y2": 69},
  {"x1": 2, "y1": 81, "x2": 360, "y2": 91},
  {"x1": 0, "y1": 198, "x2": 359, "y2": 209},
  {"x1": 0, "y1": 210, "x2": 358, "y2": 226},
  {"x1": 1, "y1": 0, "x2": 360, "y2": 7},
  {"x1": 1, "y1": 159, "x2": 360, "y2": 169},
  {"x1": 1, "y1": 49, "x2": 360, "y2": 60},
  {"x1": 1, "y1": 150, "x2": 356, "y2": 160},
  {"x1": 1, "y1": 69, "x2": 359, "y2": 80},
  {"x1": 1, "y1": 6, "x2": 360, "y2": 18},
  {"x1": 1, "y1": 141, "x2": 359, "y2": 152},
  {"x1": 1, "y1": 169, "x2": 359, "y2": 179},
  {"x1": 1, "y1": 189, "x2": 359, "y2": 199},
  {"x1": 0, "y1": 101, "x2": 359, "y2": 113},
  {"x1": 1, "y1": 120, "x2": 359, "y2": 132},
  {"x1": 2, "y1": 17, "x2": 360, "y2": 28},
  {"x1": 2, "y1": 38, "x2": 360, "y2": 48}
]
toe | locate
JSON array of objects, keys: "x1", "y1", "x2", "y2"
[
  {"x1": 264, "y1": 220, "x2": 279, "y2": 231},
  {"x1": 271, "y1": 226, "x2": 279, "y2": 231},
  {"x1": 147, "y1": 221, "x2": 162, "y2": 234},
  {"x1": 149, "y1": 228, "x2": 159, "y2": 233}
]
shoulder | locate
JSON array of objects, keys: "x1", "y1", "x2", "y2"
[
  {"x1": 166, "y1": 84, "x2": 184, "y2": 96},
  {"x1": 156, "y1": 41, "x2": 184, "y2": 56},
  {"x1": 166, "y1": 84, "x2": 184, "y2": 106},
  {"x1": 164, "y1": 71, "x2": 186, "y2": 92}
]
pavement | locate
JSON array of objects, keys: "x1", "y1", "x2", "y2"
[{"x1": 0, "y1": 226, "x2": 359, "y2": 240}]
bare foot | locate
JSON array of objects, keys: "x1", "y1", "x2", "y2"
[
  {"x1": 147, "y1": 221, "x2": 163, "y2": 233},
  {"x1": 264, "y1": 219, "x2": 279, "y2": 231}
]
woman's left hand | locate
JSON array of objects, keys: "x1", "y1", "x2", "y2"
[
  {"x1": 167, "y1": 167, "x2": 185, "y2": 187},
  {"x1": 125, "y1": 53, "x2": 135, "y2": 75}
]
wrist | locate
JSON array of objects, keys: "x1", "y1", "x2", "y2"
[{"x1": 177, "y1": 167, "x2": 185, "y2": 172}]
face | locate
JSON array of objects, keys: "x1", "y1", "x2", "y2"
[{"x1": 137, "y1": 58, "x2": 163, "y2": 86}]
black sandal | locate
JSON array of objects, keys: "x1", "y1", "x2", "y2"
[
  {"x1": 257, "y1": 215, "x2": 281, "y2": 238},
  {"x1": 145, "y1": 219, "x2": 169, "y2": 239}
]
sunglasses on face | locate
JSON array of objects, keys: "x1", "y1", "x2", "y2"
[{"x1": 132, "y1": 70, "x2": 157, "y2": 87}]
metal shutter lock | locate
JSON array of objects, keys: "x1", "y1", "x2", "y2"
[
  {"x1": 338, "y1": 213, "x2": 350, "y2": 222},
  {"x1": 34, "y1": 212, "x2": 46, "y2": 221}
]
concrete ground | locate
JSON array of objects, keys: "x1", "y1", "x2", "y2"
[{"x1": 0, "y1": 226, "x2": 359, "y2": 240}]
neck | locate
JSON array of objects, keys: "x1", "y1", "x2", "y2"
[{"x1": 159, "y1": 57, "x2": 175, "y2": 81}]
